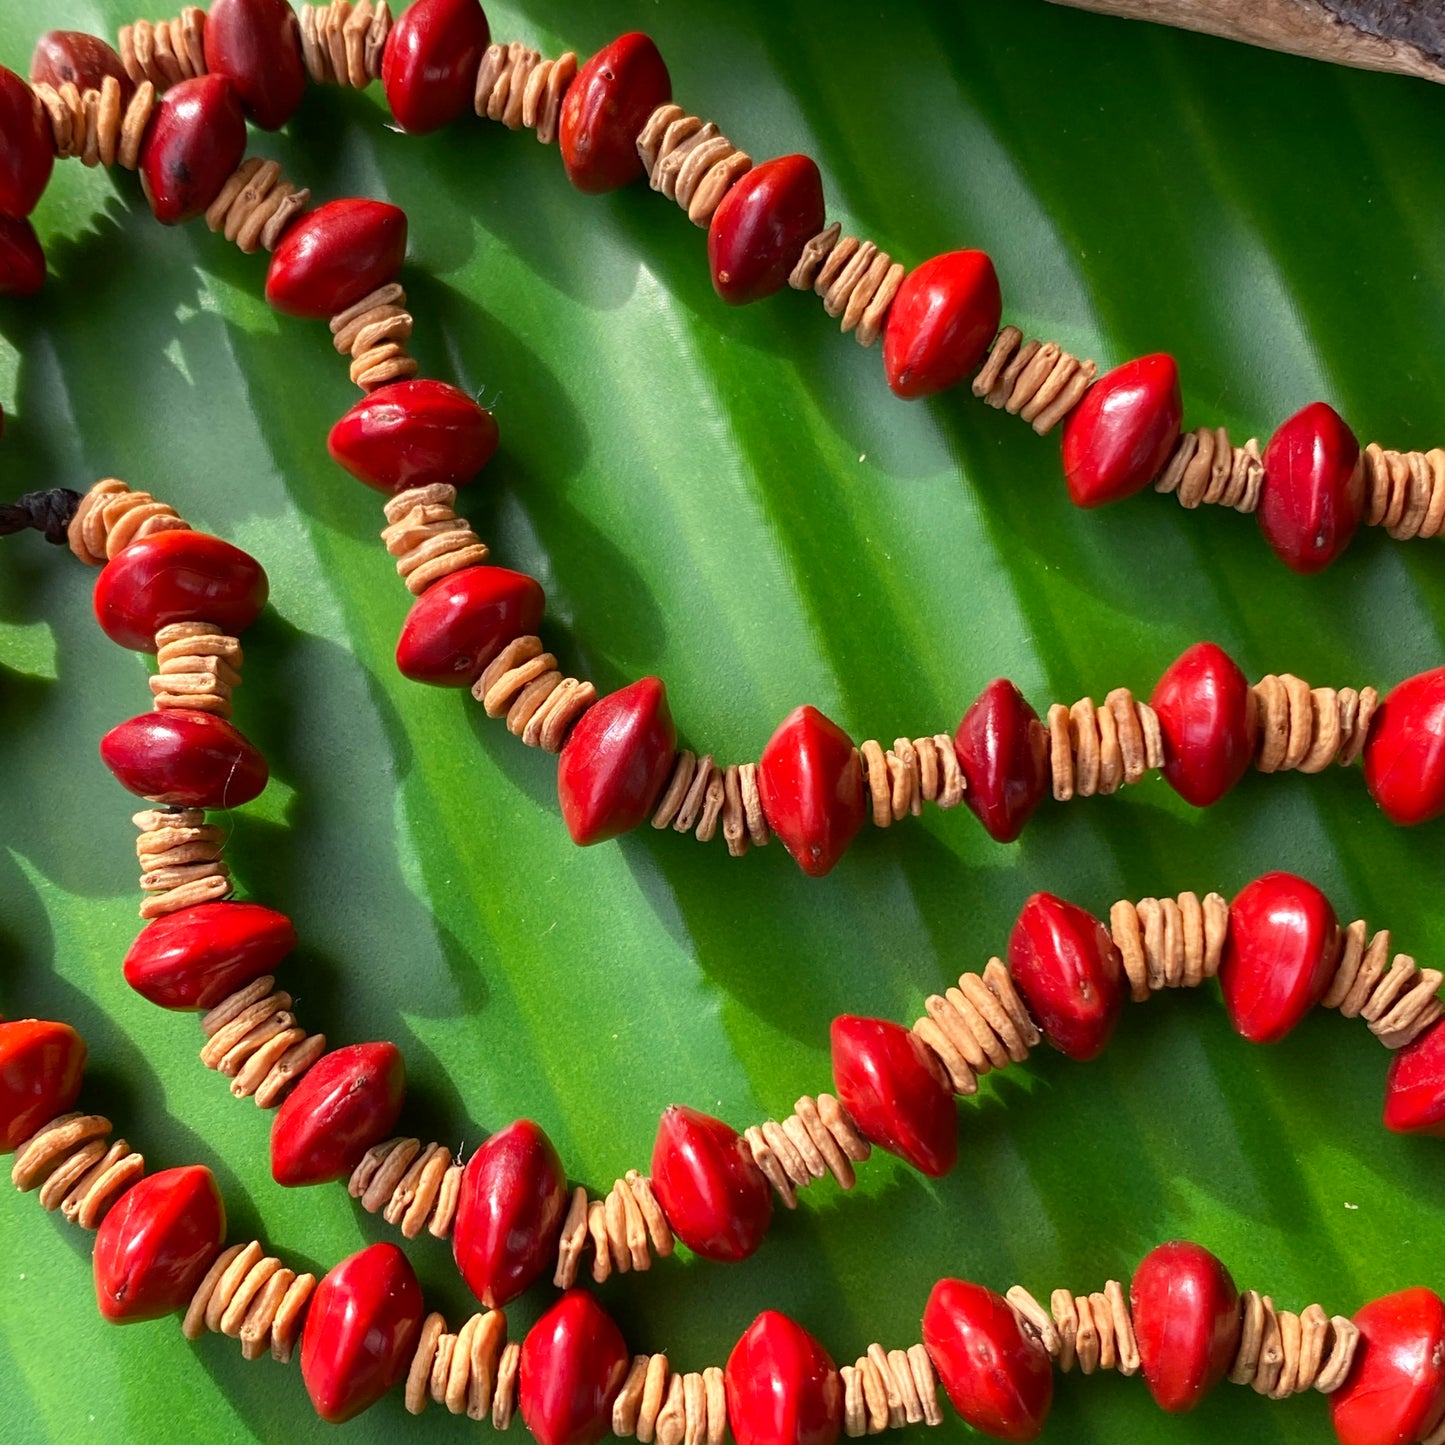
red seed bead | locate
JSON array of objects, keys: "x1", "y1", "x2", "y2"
[
  {"x1": 922, "y1": 1278, "x2": 1053, "y2": 1443},
  {"x1": 1258, "y1": 401, "x2": 1364, "y2": 573},
  {"x1": 1061, "y1": 353, "x2": 1183, "y2": 509},
  {"x1": 883, "y1": 251, "x2": 1003, "y2": 401},
  {"x1": 0, "y1": 67, "x2": 53, "y2": 220},
  {"x1": 203, "y1": 0, "x2": 307, "y2": 130},
  {"x1": 0, "y1": 1019, "x2": 86, "y2": 1152},
  {"x1": 122, "y1": 901, "x2": 296, "y2": 1011},
  {"x1": 265, "y1": 198, "x2": 408, "y2": 320},
  {"x1": 269, "y1": 1042, "x2": 406, "y2": 1187},
  {"x1": 559, "y1": 33, "x2": 671, "y2": 194},
  {"x1": 100, "y1": 710, "x2": 268, "y2": 810},
  {"x1": 1150, "y1": 641, "x2": 1256, "y2": 808},
  {"x1": 953, "y1": 678, "x2": 1049, "y2": 843},
  {"x1": 1218, "y1": 871, "x2": 1340, "y2": 1044},
  {"x1": 830, "y1": 1015, "x2": 955, "y2": 1178},
  {"x1": 30, "y1": 31, "x2": 134, "y2": 101},
  {"x1": 757, "y1": 705, "x2": 866, "y2": 878},
  {"x1": 520, "y1": 1290, "x2": 631, "y2": 1445},
  {"x1": 1130, "y1": 1241, "x2": 1241, "y2": 1413},
  {"x1": 707, "y1": 155, "x2": 826, "y2": 306},
  {"x1": 0, "y1": 214, "x2": 45, "y2": 296},
  {"x1": 93, "y1": 1165, "x2": 226, "y2": 1323},
  {"x1": 138, "y1": 75, "x2": 247, "y2": 226},
  {"x1": 1364, "y1": 666, "x2": 1445, "y2": 827},
  {"x1": 328, "y1": 378, "x2": 499, "y2": 494},
  {"x1": 556, "y1": 676, "x2": 677, "y2": 846},
  {"x1": 301, "y1": 1242, "x2": 424, "y2": 1423},
  {"x1": 396, "y1": 565, "x2": 545, "y2": 687},
  {"x1": 725, "y1": 1311, "x2": 843, "y2": 1445},
  {"x1": 453, "y1": 1118, "x2": 568, "y2": 1309},
  {"x1": 380, "y1": 0, "x2": 490, "y2": 135},
  {"x1": 1007, "y1": 893, "x2": 1123, "y2": 1062},
  {"x1": 1331, "y1": 1288, "x2": 1445, "y2": 1445},
  {"x1": 650, "y1": 1104, "x2": 773, "y2": 1263},
  {"x1": 1384, "y1": 1019, "x2": 1445, "y2": 1136},
  {"x1": 93, "y1": 529, "x2": 269, "y2": 652}
]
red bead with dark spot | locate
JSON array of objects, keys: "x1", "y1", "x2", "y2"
[
  {"x1": 1130, "y1": 1241, "x2": 1241, "y2": 1413},
  {"x1": 922, "y1": 1277, "x2": 1053, "y2": 1443},
  {"x1": 557, "y1": 677, "x2": 677, "y2": 845},
  {"x1": 301, "y1": 1242, "x2": 424, "y2": 1423},
  {"x1": 1061, "y1": 353, "x2": 1183, "y2": 508},
  {"x1": 1258, "y1": 401, "x2": 1364, "y2": 573},
  {"x1": 830, "y1": 1015, "x2": 955, "y2": 1177},
  {"x1": 758, "y1": 705, "x2": 866, "y2": 878},
  {"x1": 1007, "y1": 892, "x2": 1123, "y2": 1062},
  {"x1": 203, "y1": 0, "x2": 306, "y2": 130},
  {"x1": 953, "y1": 678, "x2": 1049, "y2": 842},
  {"x1": 328, "y1": 379, "x2": 499, "y2": 493},
  {"x1": 30, "y1": 31, "x2": 133, "y2": 100},
  {"x1": 651, "y1": 1104, "x2": 773, "y2": 1262},
  {"x1": 725, "y1": 1311, "x2": 843, "y2": 1445},
  {"x1": 559, "y1": 33, "x2": 671, "y2": 194},
  {"x1": 100, "y1": 710, "x2": 268, "y2": 809},
  {"x1": 270, "y1": 1042, "x2": 406, "y2": 1186},
  {"x1": 122, "y1": 901, "x2": 296, "y2": 1011},
  {"x1": 883, "y1": 251, "x2": 1003, "y2": 400},
  {"x1": 1384, "y1": 1019, "x2": 1445, "y2": 1136},
  {"x1": 265, "y1": 199, "x2": 408, "y2": 319},
  {"x1": 381, "y1": 0, "x2": 490, "y2": 134},
  {"x1": 1218, "y1": 872, "x2": 1340, "y2": 1044},
  {"x1": 1150, "y1": 641, "x2": 1256, "y2": 808},
  {"x1": 0, "y1": 67, "x2": 53, "y2": 219},
  {"x1": 520, "y1": 1290, "x2": 631, "y2": 1445},
  {"x1": 93, "y1": 529, "x2": 268, "y2": 652},
  {"x1": 453, "y1": 1118, "x2": 569, "y2": 1309},
  {"x1": 396, "y1": 566, "x2": 544, "y2": 687},
  {"x1": 1364, "y1": 666, "x2": 1445, "y2": 827},
  {"x1": 707, "y1": 155, "x2": 825, "y2": 306},
  {"x1": 0, "y1": 215, "x2": 45, "y2": 296},
  {"x1": 93, "y1": 1165, "x2": 226, "y2": 1323},
  {"x1": 0, "y1": 1018, "x2": 86, "y2": 1151},
  {"x1": 139, "y1": 75, "x2": 247, "y2": 225},
  {"x1": 1331, "y1": 1288, "x2": 1445, "y2": 1445}
]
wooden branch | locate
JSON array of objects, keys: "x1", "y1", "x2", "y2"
[{"x1": 1045, "y1": 0, "x2": 1445, "y2": 84}]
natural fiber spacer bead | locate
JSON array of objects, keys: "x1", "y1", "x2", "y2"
[
  {"x1": 397, "y1": 565, "x2": 545, "y2": 686},
  {"x1": 560, "y1": 33, "x2": 672, "y2": 194},
  {"x1": 883, "y1": 251, "x2": 1002, "y2": 401},
  {"x1": 1330, "y1": 1288, "x2": 1445, "y2": 1445},
  {"x1": 265, "y1": 198, "x2": 407, "y2": 319},
  {"x1": 1364, "y1": 666, "x2": 1445, "y2": 827},
  {"x1": 0, "y1": 67, "x2": 54, "y2": 219},
  {"x1": 707, "y1": 155, "x2": 824, "y2": 305},
  {"x1": 381, "y1": 0, "x2": 490, "y2": 134},
  {"x1": 1150, "y1": 641, "x2": 1256, "y2": 808},
  {"x1": 203, "y1": 0, "x2": 306, "y2": 129},
  {"x1": 758, "y1": 705, "x2": 866, "y2": 877},
  {"x1": 0, "y1": 216, "x2": 45, "y2": 296},
  {"x1": 139, "y1": 75, "x2": 247, "y2": 224},
  {"x1": 520, "y1": 1290, "x2": 632, "y2": 1445},
  {"x1": 1130, "y1": 1242, "x2": 1241, "y2": 1413},
  {"x1": 953, "y1": 678, "x2": 1048, "y2": 842},
  {"x1": 0, "y1": 1019, "x2": 86, "y2": 1151},
  {"x1": 331, "y1": 379, "x2": 499, "y2": 492},
  {"x1": 1257, "y1": 401, "x2": 1365, "y2": 573},
  {"x1": 1061, "y1": 353, "x2": 1183, "y2": 508},
  {"x1": 726, "y1": 1311, "x2": 843, "y2": 1445},
  {"x1": 100, "y1": 710, "x2": 268, "y2": 809}
]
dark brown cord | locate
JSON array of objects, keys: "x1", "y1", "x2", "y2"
[{"x1": 0, "y1": 489, "x2": 82, "y2": 545}]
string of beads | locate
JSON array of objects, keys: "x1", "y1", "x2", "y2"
[
  {"x1": 406, "y1": 1308, "x2": 517, "y2": 1422},
  {"x1": 347, "y1": 1136, "x2": 465, "y2": 1240},
  {"x1": 198, "y1": 974, "x2": 328, "y2": 1109},
  {"x1": 10, "y1": 1112, "x2": 145, "y2": 1229},
  {"x1": 475, "y1": 42, "x2": 578, "y2": 145},
  {"x1": 118, "y1": 8, "x2": 205, "y2": 89},
  {"x1": 184, "y1": 1240, "x2": 317, "y2": 1362},
  {"x1": 637, "y1": 105, "x2": 753, "y2": 229},
  {"x1": 973, "y1": 326, "x2": 1099, "y2": 436},
  {"x1": 297, "y1": 0, "x2": 392, "y2": 88}
]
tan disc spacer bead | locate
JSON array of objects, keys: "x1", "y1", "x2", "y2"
[
  {"x1": 1324, "y1": 921, "x2": 1445, "y2": 1049},
  {"x1": 555, "y1": 1173, "x2": 675, "y2": 1288},
  {"x1": 637, "y1": 104, "x2": 753, "y2": 229},
  {"x1": 744, "y1": 1094, "x2": 871, "y2": 1209},
  {"x1": 1156, "y1": 425, "x2": 1265, "y2": 512},
  {"x1": 298, "y1": 0, "x2": 392, "y2": 87},
  {"x1": 118, "y1": 8, "x2": 206, "y2": 89},
  {"x1": 1047, "y1": 688, "x2": 1164, "y2": 801},
  {"x1": 1250, "y1": 675, "x2": 1377, "y2": 774},
  {"x1": 68, "y1": 478, "x2": 190, "y2": 566},
  {"x1": 789, "y1": 223, "x2": 906, "y2": 348},
  {"x1": 199, "y1": 975, "x2": 327, "y2": 1108},
  {"x1": 912, "y1": 958, "x2": 1039, "y2": 1096},
  {"x1": 474, "y1": 42, "x2": 578, "y2": 144},
  {"x1": 973, "y1": 326, "x2": 1098, "y2": 435},
  {"x1": 1109, "y1": 891, "x2": 1229, "y2": 1001}
]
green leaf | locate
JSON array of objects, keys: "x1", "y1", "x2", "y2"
[{"x1": 3, "y1": 3, "x2": 1445, "y2": 1441}]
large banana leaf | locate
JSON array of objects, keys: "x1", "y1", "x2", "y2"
[{"x1": 2, "y1": 1, "x2": 1444, "y2": 1440}]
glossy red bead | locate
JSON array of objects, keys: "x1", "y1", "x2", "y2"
[
  {"x1": 883, "y1": 250, "x2": 1003, "y2": 400},
  {"x1": 1219, "y1": 872, "x2": 1340, "y2": 1044},
  {"x1": 93, "y1": 529, "x2": 268, "y2": 652},
  {"x1": 953, "y1": 678, "x2": 1049, "y2": 843},
  {"x1": 1331, "y1": 1288, "x2": 1445, "y2": 1445},
  {"x1": 453, "y1": 1118, "x2": 568, "y2": 1309},
  {"x1": 380, "y1": 0, "x2": 490, "y2": 135},
  {"x1": 328, "y1": 378, "x2": 499, "y2": 494},
  {"x1": 396, "y1": 565, "x2": 545, "y2": 687},
  {"x1": 520, "y1": 1290, "x2": 631, "y2": 1445},
  {"x1": 1150, "y1": 641, "x2": 1256, "y2": 808},
  {"x1": 30, "y1": 31, "x2": 133, "y2": 100},
  {"x1": 650, "y1": 1104, "x2": 773, "y2": 1262},
  {"x1": 1007, "y1": 893, "x2": 1123, "y2": 1062},
  {"x1": 301, "y1": 1242, "x2": 424, "y2": 1423},
  {"x1": 757, "y1": 705, "x2": 866, "y2": 878},
  {"x1": 270, "y1": 1042, "x2": 406, "y2": 1187},
  {"x1": 100, "y1": 710, "x2": 268, "y2": 809},
  {"x1": 1384, "y1": 1019, "x2": 1445, "y2": 1136},
  {"x1": 1130, "y1": 1241, "x2": 1241, "y2": 1413},
  {"x1": 830, "y1": 1015, "x2": 955, "y2": 1177},
  {"x1": 556, "y1": 676, "x2": 677, "y2": 845},
  {"x1": 707, "y1": 155, "x2": 825, "y2": 306},
  {"x1": 922, "y1": 1278, "x2": 1053, "y2": 1443},
  {"x1": 0, "y1": 215, "x2": 45, "y2": 296},
  {"x1": 0, "y1": 1019, "x2": 86, "y2": 1151},
  {"x1": 139, "y1": 75, "x2": 247, "y2": 225},
  {"x1": 0, "y1": 67, "x2": 53, "y2": 219},
  {"x1": 122, "y1": 901, "x2": 296, "y2": 1011},
  {"x1": 93, "y1": 1166, "x2": 225, "y2": 1323},
  {"x1": 1258, "y1": 401, "x2": 1364, "y2": 573},
  {"x1": 265, "y1": 198, "x2": 408, "y2": 320},
  {"x1": 725, "y1": 1311, "x2": 843, "y2": 1445},
  {"x1": 1061, "y1": 353, "x2": 1183, "y2": 509},
  {"x1": 559, "y1": 33, "x2": 671, "y2": 194},
  {"x1": 1364, "y1": 666, "x2": 1445, "y2": 827},
  {"x1": 203, "y1": 0, "x2": 306, "y2": 130}
]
